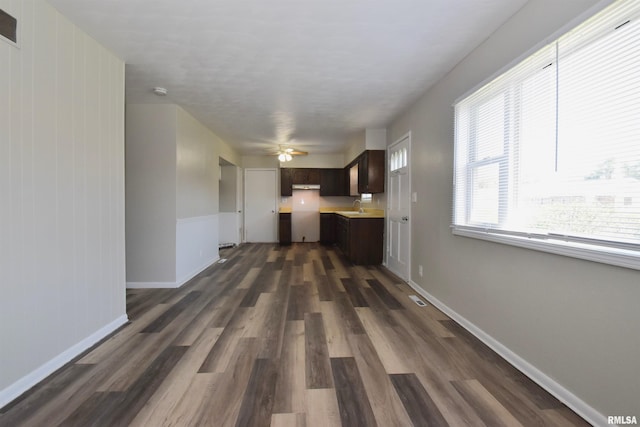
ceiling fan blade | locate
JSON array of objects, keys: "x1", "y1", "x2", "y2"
[{"x1": 289, "y1": 150, "x2": 308, "y2": 156}]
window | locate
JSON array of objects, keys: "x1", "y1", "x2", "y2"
[
  {"x1": 390, "y1": 147, "x2": 407, "y2": 172},
  {"x1": 453, "y1": 0, "x2": 640, "y2": 270}
]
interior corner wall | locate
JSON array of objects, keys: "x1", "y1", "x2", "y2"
[
  {"x1": 388, "y1": 0, "x2": 638, "y2": 421},
  {"x1": 175, "y1": 106, "x2": 227, "y2": 283},
  {"x1": 220, "y1": 165, "x2": 237, "y2": 212},
  {"x1": 364, "y1": 129, "x2": 387, "y2": 150},
  {"x1": 0, "y1": 0, "x2": 126, "y2": 408},
  {"x1": 344, "y1": 131, "x2": 366, "y2": 165},
  {"x1": 125, "y1": 104, "x2": 177, "y2": 284}
]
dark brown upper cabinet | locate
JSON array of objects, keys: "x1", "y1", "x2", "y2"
[
  {"x1": 347, "y1": 150, "x2": 385, "y2": 194},
  {"x1": 281, "y1": 168, "x2": 293, "y2": 196},
  {"x1": 320, "y1": 168, "x2": 346, "y2": 196},
  {"x1": 292, "y1": 168, "x2": 320, "y2": 185}
]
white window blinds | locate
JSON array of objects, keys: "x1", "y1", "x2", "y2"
[{"x1": 453, "y1": 0, "x2": 640, "y2": 254}]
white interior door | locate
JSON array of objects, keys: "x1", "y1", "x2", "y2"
[
  {"x1": 236, "y1": 166, "x2": 244, "y2": 243},
  {"x1": 244, "y1": 168, "x2": 277, "y2": 242},
  {"x1": 387, "y1": 134, "x2": 411, "y2": 281}
]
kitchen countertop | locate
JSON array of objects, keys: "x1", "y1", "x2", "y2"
[
  {"x1": 320, "y1": 207, "x2": 385, "y2": 218},
  {"x1": 280, "y1": 206, "x2": 384, "y2": 218}
]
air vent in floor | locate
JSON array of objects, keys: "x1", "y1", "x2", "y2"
[{"x1": 409, "y1": 295, "x2": 427, "y2": 307}]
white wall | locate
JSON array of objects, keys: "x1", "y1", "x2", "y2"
[
  {"x1": 219, "y1": 164, "x2": 241, "y2": 245},
  {"x1": 126, "y1": 104, "x2": 240, "y2": 287},
  {"x1": 364, "y1": 129, "x2": 387, "y2": 150},
  {"x1": 281, "y1": 154, "x2": 345, "y2": 168},
  {"x1": 175, "y1": 107, "x2": 226, "y2": 283},
  {"x1": 176, "y1": 107, "x2": 219, "y2": 218},
  {"x1": 388, "y1": 0, "x2": 638, "y2": 422},
  {"x1": 125, "y1": 104, "x2": 177, "y2": 283},
  {"x1": 219, "y1": 164, "x2": 238, "y2": 212},
  {"x1": 0, "y1": 0, "x2": 126, "y2": 407},
  {"x1": 242, "y1": 155, "x2": 280, "y2": 169}
]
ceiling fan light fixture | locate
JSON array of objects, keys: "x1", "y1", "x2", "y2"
[{"x1": 278, "y1": 153, "x2": 287, "y2": 162}]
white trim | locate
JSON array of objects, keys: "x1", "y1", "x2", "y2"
[
  {"x1": 126, "y1": 281, "x2": 181, "y2": 289},
  {"x1": 175, "y1": 255, "x2": 219, "y2": 287},
  {"x1": 453, "y1": 0, "x2": 615, "y2": 104},
  {"x1": 0, "y1": 315, "x2": 129, "y2": 409},
  {"x1": 386, "y1": 131, "x2": 412, "y2": 282},
  {"x1": 126, "y1": 255, "x2": 219, "y2": 289},
  {"x1": 405, "y1": 279, "x2": 607, "y2": 427},
  {"x1": 452, "y1": 228, "x2": 640, "y2": 271}
]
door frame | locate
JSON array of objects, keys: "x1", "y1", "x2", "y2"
[
  {"x1": 385, "y1": 131, "x2": 412, "y2": 282},
  {"x1": 243, "y1": 168, "x2": 278, "y2": 243}
]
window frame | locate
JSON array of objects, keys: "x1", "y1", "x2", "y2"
[{"x1": 451, "y1": 0, "x2": 640, "y2": 271}]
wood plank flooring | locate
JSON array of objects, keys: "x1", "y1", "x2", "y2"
[{"x1": 0, "y1": 243, "x2": 591, "y2": 426}]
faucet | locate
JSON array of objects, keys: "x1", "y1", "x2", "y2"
[{"x1": 353, "y1": 199, "x2": 363, "y2": 213}]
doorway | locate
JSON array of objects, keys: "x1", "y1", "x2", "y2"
[
  {"x1": 244, "y1": 168, "x2": 278, "y2": 242},
  {"x1": 219, "y1": 158, "x2": 242, "y2": 246},
  {"x1": 387, "y1": 133, "x2": 411, "y2": 281}
]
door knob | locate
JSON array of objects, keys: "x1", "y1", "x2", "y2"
[{"x1": 402, "y1": 216, "x2": 409, "y2": 222}]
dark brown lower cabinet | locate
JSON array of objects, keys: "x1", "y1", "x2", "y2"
[
  {"x1": 335, "y1": 215, "x2": 383, "y2": 265},
  {"x1": 279, "y1": 212, "x2": 291, "y2": 245},
  {"x1": 320, "y1": 213, "x2": 336, "y2": 245}
]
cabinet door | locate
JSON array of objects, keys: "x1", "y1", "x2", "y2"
[
  {"x1": 306, "y1": 168, "x2": 320, "y2": 184},
  {"x1": 365, "y1": 150, "x2": 385, "y2": 193},
  {"x1": 358, "y1": 153, "x2": 368, "y2": 194},
  {"x1": 349, "y1": 163, "x2": 359, "y2": 196},
  {"x1": 320, "y1": 169, "x2": 345, "y2": 196},
  {"x1": 336, "y1": 216, "x2": 350, "y2": 256},
  {"x1": 281, "y1": 168, "x2": 292, "y2": 196},
  {"x1": 320, "y1": 213, "x2": 336, "y2": 244},
  {"x1": 279, "y1": 213, "x2": 292, "y2": 245},
  {"x1": 292, "y1": 168, "x2": 320, "y2": 185},
  {"x1": 348, "y1": 218, "x2": 384, "y2": 264}
]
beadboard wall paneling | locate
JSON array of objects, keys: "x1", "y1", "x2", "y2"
[{"x1": 0, "y1": 0, "x2": 126, "y2": 408}]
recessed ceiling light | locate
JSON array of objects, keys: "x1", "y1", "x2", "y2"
[{"x1": 153, "y1": 87, "x2": 168, "y2": 96}]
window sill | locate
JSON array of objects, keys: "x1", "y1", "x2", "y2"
[{"x1": 452, "y1": 227, "x2": 640, "y2": 271}]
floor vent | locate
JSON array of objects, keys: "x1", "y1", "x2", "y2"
[
  {"x1": 409, "y1": 295, "x2": 427, "y2": 307},
  {"x1": 218, "y1": 258, "x2": 227, "y2": 263}
]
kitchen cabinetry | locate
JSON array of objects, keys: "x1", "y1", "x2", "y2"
[
  {"x1": 347, "y1": 150, "x2": 385, "y2": 194},
  {"x1": 320, "y1": 213, "x2": 336, "y2": 244},
  {"x1": 292, "y1": 168, "x2": 320, "y2": 185},
  {"x1": 320, "y1": 168, "x2": 346, "y2": 196},
  {"x1": 281, "y1": 168, "x2": 321, "y2": 196},
  {"x1": 279, "y1": 212, "x2": 291, "y2": 245},
  {"x1": 281, "y1": 168, "x2": 293, "y2": 196},
  {"x1": 335, "y1": 214, "x2": 384, "y2": 265}
]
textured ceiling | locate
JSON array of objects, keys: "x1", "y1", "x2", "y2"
[{"x1": 48, "y1": 0, "x2": 528, "y2": 155}]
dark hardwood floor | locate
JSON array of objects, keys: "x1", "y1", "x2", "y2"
[{"x1": 0, "y1": 243, "x2": 590, "y2": 426}]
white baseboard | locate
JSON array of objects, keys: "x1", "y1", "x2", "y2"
[
  {"x1": 406, "y1": 279, "x2": 607, "y2": 427},
  {"x1": 126, "y1": 281, "x2": 181, "y2": 289},
  {"x1": 126, "y1": 256, "x2": 219, "y2": 289},
  {"x1": 175, "y1": 256, "x2": 219, "y2": 287},
  {"x1": 0, "y1": 314, "x2": 128, "y2": 410}
]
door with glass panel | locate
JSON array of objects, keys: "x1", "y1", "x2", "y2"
[{"x1": 387, "y1": 134, "x2": 411, "y2": 281}]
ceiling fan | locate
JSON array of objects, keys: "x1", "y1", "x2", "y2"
[{"x1": 270, "y1": 146, "x2": 308, "y2": 162}]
